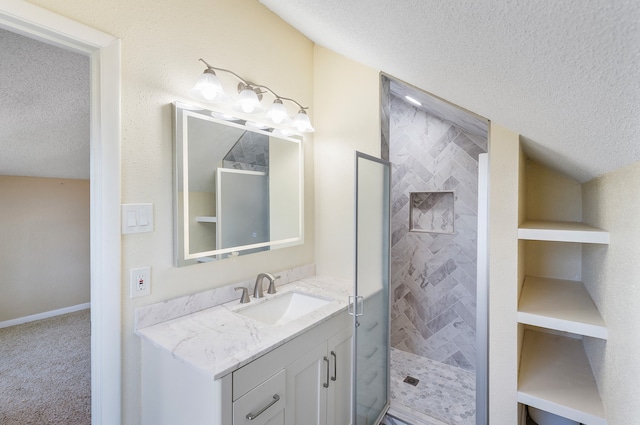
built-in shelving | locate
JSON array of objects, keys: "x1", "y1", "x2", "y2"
[
  {"x1": 518, "y1": 276, "x2": 607, "y2": 340},
  {"x1": 518, "y1": 220, "x2": 609, "y2": 244},
  {"x1": 516, "y1": 164, "x2": 612, "y2": 424},
  {"x1": 518, "y1": 330, "x2": 606, "y2": 425},
  {"x1": 196, "y1": 216, "x2": 217, "y2": 223}
]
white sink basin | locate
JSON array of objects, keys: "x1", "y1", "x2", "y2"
[{"x1": 235, "y1": 292, "x2": 332, "y2": 326}]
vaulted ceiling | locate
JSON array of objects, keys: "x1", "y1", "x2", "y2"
[
  {"x1": 260, "y1": 0, "x2": 640, "y2": 182},
  {"x1": 3, "y1": 3, "x2": 638, "y2": 183}
]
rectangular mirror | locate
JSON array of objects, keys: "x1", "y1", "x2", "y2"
[{"x1": 173, "y1": 102, "x2": 304, "y2": 266}]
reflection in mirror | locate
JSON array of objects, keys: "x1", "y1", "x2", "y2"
[{"x1": 173, "y1": 102, "x2": 303, "y2": 266}]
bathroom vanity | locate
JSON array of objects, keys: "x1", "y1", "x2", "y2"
[{"x1": 136, "y1": 275, "x2": 352, "y2": 425}]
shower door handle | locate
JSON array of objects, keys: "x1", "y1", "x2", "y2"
[{"x1": 348, "y1": 295, "x2": 364, "y2": 317}]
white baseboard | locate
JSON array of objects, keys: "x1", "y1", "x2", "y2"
[{"x1": 0, "y1": 302, "x2": 91, "y2": 329}]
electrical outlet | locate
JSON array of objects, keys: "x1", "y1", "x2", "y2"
[{"x1": 130, "y1": 266, "x2": 151, "y2": 298}]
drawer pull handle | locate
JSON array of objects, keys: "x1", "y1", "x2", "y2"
[
  {"x1": 330, "y1": 351, "x2": 337, "y2": 381},
  {"x1": 323, "y1": 356, "x2": 330, "y2": 388},
  {"x1": 246, "y1": 394, "x2": 280, "y2": 420}
]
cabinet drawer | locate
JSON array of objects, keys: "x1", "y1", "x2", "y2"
[
  {"x1": 233, "y1": 312, "x2": 350, "y2": 400},
  {"x1": 233, "y1": 369, "x2": 286, "y2": 425}
]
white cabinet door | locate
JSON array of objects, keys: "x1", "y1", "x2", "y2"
[
  {"x1": 265, "y1": 410, "x2": 284, "y2": 425},
  {"x1": 327, "y1": 327, "x2": 353, "y2": 425},
  {"x1": 285, "y1": 343, "x2": 328, "y2": 425}
]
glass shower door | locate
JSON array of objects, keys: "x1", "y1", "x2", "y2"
[{"x1": 352, "y1": 152, "x2": 391, "y2": 425}]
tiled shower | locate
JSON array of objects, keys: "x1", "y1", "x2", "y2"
[
  {"x1": 388, "y1": 93, "x2": 486, "y2": 372},
  {"x1": 382, "y1": 76, "x2": 488, "y2": 425}
]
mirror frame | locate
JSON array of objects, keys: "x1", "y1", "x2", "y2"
[{"x1": 173, "y1": 101, "x2": 304, "y2": 266}]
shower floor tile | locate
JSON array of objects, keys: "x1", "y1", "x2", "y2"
[{"x1": 389, "y1": 347, "x2": 476, "y2": 425}]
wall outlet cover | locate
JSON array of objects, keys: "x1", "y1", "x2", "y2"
[{"x1": 130, "y1": 266, "x2": 151, "y2": 298}]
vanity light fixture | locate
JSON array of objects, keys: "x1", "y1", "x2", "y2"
[
  {"x1": 265, "y1": 98, "x2": 290, "y2": 124},
  {"x1": 188, "y1": 67, "x2": 224, "y2": 101},
  {"x1": 189, "y1": 58, "x2": 315, "y2": 133}
]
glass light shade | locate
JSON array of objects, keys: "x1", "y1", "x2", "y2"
[
  {"x1": 265, "y1": 100, "x2": 290, "y2": 124},
  {"x1": 292, "y1": 110, "x2": 315, "y2": 133},
  {"x1": 236, "y1": 89, "x2": 261, "y2": 113},
  {"x1": 188, "y1": 71, "x2": 224, "y2": 101}
]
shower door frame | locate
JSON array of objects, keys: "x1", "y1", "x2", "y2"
[{"x1": 351, "y1": 151, "x2": 392, "y2": 425}]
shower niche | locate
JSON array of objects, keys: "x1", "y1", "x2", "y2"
[{"x1": 409, "y1": 191, "x2": 455, "y2": 234}]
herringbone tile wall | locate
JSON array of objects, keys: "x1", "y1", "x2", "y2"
[{"x1": 388, "y1": 94, "x2": 487, "y2": 373}]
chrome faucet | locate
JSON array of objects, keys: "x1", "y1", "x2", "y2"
[{"x1": 253, "y1": 273, "x2": 279, "y2": 298}]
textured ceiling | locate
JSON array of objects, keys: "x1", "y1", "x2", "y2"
[
  {"x1": 0, "y1": 28, "x2": 89, "y2": 180},
  {"x1": 260, "y1": 0, "x2": 640, "y2": 182}
]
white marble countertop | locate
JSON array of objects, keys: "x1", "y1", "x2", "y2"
[{"x1": 136, "y1": 275, "x2": 352, "y2": 380}]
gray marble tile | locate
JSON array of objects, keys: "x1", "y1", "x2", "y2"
[
  {"x1": 389, "y1": 94, "x2": 486, "y2": 374},
  {"x1": 426, "y1": 306, "x2": 461, "y2": 334},
  {"x1": 451, "y1": 132, "x2": 485, "y2": 161},
  {"x1": 390, "y1": 347, "x2": 475, "y2": 425},
  {"x1": 381, "y1": 75, "x2": 390, "y2": 161}
]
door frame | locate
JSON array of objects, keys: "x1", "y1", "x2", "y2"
[
  {"x1": 0, "y1": 1, "x2": 122, "y2": 423},
  {"x1": 352, "y1": 151, "x2": 392, "y2": 425}
]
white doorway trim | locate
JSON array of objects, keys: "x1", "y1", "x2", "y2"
[{"x1": 0, "y1": 1, "x2": 122, "y2": 424}]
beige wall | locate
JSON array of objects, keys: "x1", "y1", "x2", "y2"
[
  {"x1": 582, "y1": 160, "x2": 640, "y2": 425},
  {"x1": 525, "y1": 160, "x2": 582, "y2": 222},
  {"x1": 313, "y1": 46, "x2": 381, "y2": 278},
  {"x1": 524, "y1": 160, "x2": 584, "y2": 282},
  {"x1": 24, "y1": 1, "x2": 314, "y2": 422},
  {"x1": 0, "y1": 176, "x2": 89, "y2": 322},
  {"x1": 488, "y1": 124, "x2": 521, "y2": 424}
]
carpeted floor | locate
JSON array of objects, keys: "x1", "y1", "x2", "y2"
[{"x1": 0, "y1": 309, "x2": 91, "y2": 424}]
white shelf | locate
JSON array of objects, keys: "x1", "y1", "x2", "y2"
[
  {"x1": 518, "y1": 330, "x2": 606, "y2": 425},
  {"x1": 518, "y1": 276, "x2": 607, "y2": 339},
  {"x1": 518, "y1": 220, "x2": 609, "y2": 244},
  {"x1": 196, "y1": 216, "x2": 217, "y2": 223}
]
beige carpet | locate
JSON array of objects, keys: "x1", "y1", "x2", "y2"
[{"x1": 0, "y1": 309, "x2": 91, "y2": 424}]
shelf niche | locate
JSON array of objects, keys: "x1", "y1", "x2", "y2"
[
  {"x1": 517, "y1": 159, "x2": 610, "y2": 425},
  {"x1": 518, "y1": 276, "x2": 607, "y2": 340},
  {"x1": 518, "y1": 330, "x2": 606, "y2": 425}
]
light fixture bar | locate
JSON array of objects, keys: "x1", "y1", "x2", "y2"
[{"x1": 189, "y1": 58, "x2": 315, "y2": 132}]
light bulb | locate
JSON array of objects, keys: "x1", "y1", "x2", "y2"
[
  {"x1": 236, "y1": 89, "x2": 260, "y2": 113},
  {"x1": 292, "y1": 110, "x2": 315, "y2": 133},
  {"x1": 188, "y1": 70, "x2": 224, "y2": 101},
  {"x1": 265, "y1": 99, "x2": 290, "y2": 124}
]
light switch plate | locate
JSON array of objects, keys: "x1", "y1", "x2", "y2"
[{"x1": 121, "y1": 203, "x2": 154, "y2": 234}]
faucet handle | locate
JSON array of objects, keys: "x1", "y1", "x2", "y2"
[
  {"x1": 235, "y1": 287, "x2": 250, "y2": 303},
  {"x1": 267, "y1": 275, "x2": 281, "y2": 294}
]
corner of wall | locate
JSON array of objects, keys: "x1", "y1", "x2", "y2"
[
  {"x1": 581, "y1": 160, "x2": 640, "y2": 424},
  {"x1": 312, "y1": 46, "x2": 380, "y2": 278},
  {"x1": 488, "y1": 122, "x2": 520, "y2": 424}
]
